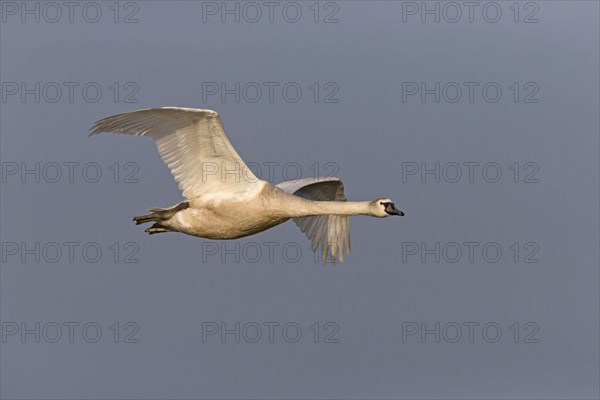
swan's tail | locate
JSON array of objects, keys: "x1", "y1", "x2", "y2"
[{"x1": 133, "y1": 201, "x2": 189, "y2": 234}]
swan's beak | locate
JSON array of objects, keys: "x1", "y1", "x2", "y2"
[{"x1": 385, "y1": 203, "x2": 404, "y2": 216}]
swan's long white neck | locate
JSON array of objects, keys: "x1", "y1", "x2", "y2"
[{"x1": 285, "y1": 199, "x2": 373, "y2": 218}]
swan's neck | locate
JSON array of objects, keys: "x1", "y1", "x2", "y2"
[{"x1": 289, "y1": 199, "x2": 373, "y2": 218}]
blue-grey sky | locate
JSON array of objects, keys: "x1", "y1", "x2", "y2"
[{"x1": 1, "y1": 1, "x2": 598, "y2": 399}]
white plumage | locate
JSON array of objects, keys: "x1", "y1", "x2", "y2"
[{"x1": 91, "y1": 107, "x2": 403, "y2": 262}]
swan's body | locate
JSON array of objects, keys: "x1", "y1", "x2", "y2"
[{"x1": 90, "y1": 107, "x2": 403, "y2": 262}]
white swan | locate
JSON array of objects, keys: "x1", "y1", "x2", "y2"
[{"x1": 90, "y1": 107, "x2": 403, "y2": 262}]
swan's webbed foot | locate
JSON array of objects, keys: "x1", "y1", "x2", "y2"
[{"x1": 144, "y1": 223, "x2": 170, "y2": 234}]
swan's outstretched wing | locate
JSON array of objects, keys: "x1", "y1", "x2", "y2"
[
  {"x1": 90, "y1": 107, "x2": 260, "y2": 200},
  {"x1": 277, "y1": 177, "x2": 350, "y2": 263}
]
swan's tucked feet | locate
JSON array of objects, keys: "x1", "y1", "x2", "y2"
[
  {"x1": 145, "y1": 223, "x2": 170, "y2": 235},
  {"x1": 133, "y1": 214, "x2": 158, "y2": 225},
  {"x1": 133, "y1": 201, "x2": 190, "y2": 225}
]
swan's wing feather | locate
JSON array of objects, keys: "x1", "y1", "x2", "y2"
[
  {"x1": 276, "y1": 177, "x2": 350, "y2": 263},
  {"x1": 90, "y1": 107, "x2": 259, "y2": 200}
]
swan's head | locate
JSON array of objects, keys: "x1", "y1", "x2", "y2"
[{"x1": 371, "y1": 198, "x2": 404, "y2": 218}]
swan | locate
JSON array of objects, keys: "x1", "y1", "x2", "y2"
[{"x1": 90, "y1": 107, "x2": 403, "y2": 262}]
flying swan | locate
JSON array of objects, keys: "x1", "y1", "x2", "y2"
[{"x1": 90, "y1": 107, "x2": 403, "y2": 262}]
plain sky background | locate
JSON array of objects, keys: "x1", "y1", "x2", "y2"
[{"x1": 1, "y1": 1, "x2": 598, "y2": 399}]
